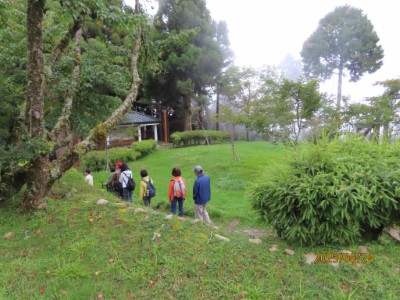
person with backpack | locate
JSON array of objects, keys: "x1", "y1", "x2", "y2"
[
  {"x1": 139, "y1": 169, "x2": 156, "y2": 207},
  {"x1": 119, "y1": 162, "x2": 135, "y2": 202},
  {"x1": 106, "y1": 166, "x2": 122, "y2": 197},
  {"x1": 193, "y1": 165, "x2": 212, "y2": 223},
  {"x1": 168, "y1": 167, "x2": 186, "y2": 217}
]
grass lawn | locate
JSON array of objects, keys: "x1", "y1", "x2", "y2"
[
  {"x1": 0, "y1": 142, "x2": 399, "y2": 299},
  {"x1": 105, "y1": 141, "x2": 288, "y2": 228}
]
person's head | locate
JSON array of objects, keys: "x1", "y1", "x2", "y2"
[
  {"x1": 140, "y1": 169, "x2": 148, "y2": 177},
  {"x1": 110, "y1": 166, "x2": 116, "y2": 172},
  {"x1": 115, "y1": 161, "x2": 123, "y2": 169},
  {"x1": 172, "y1": 167, "x2": 181, "y2": 177},
  {"x1": 120, "y1": 162, "x2": 129, "y2": 172},
  {"x1": 193, "y1": 165, "x2": 203, "y2": 176},
  {"x1": 85, "y1": 169, "x2": 91, "y2": 175}
]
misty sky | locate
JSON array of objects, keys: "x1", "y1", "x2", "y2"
[
  {"x1": 206, "y1": 0, "x2": 400, "y2": 101},
  {"x1": 130, "y1": 0, "x2": 400, "y2": 102}
]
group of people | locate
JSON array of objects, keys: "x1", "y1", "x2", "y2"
[
  {"x1": 92, "y1": 162, "x2": 212, "y2": 223},
  {"x1": 105, "y1": 161, "x2": 135, "y2": 202}
]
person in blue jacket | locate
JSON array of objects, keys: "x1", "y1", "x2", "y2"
[{"x1": 192, "y1": 165, "x2": 212, "y2": 223}]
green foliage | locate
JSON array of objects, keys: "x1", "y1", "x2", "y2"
[
  {"x1": 252, "y1": 135, "x2": 400, "y2": 245},
  {"x1": 280, "y1": 78, "x2": 322, "y2": 143},
  {"x1": 170, "y1": 130, "x2": 229, "y2": 147},
  {"x1": 83, "y1": 148, "x2": 139, "y2": 172},
  {"x1": 218, "y1": 66, "x2": 263, "y2": 137},
  {"x1": 0, "y1": 0, "x2": 142, "y2": 183},
  {"x1": 44, "y1": 8, "x2": 133, "y2": 136},
  {"x1": 131, "y1": 139, "x2": 157, "y2": 155},
  {"x1": 83, "y1": 140, "x2": 157, "y2": 171},
  {"x1": 143, "y1": 0, "x2": 224, "y2": 130},
  {"x1": 251, "y1": 74, "x2": 322, "y2": 143},
  {"x1": 345, "y1": 79, "x2": 400, "y2": 140},
  {"x1": 0, "y1": 0, "x2": 27, "y2": 165}
]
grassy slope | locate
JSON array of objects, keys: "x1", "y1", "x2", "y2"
[
  {"x1": 99, "y1": 141, "x2": 287, "y2": 228},
  {"x1": 0, "y1": 142, "x2": 399, "y2": 299}
]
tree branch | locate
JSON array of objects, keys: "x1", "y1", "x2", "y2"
[
  {"x1": 50, "y1": 19, "x2": 81, "y2": 70},
  {"x1": 51, "y1": 27, "x2": 83, "y2": 142},
  {"x1": 53, "y1": 20, "x2": 142, "y2": 178}
]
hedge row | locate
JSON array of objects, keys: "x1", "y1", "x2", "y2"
[
  {"x1": 82, "y1": 139, "x2": 157, "y2": 171},
  {"x1": 170, "y1": 130, "x2": 230, "y2": 147},
  {"x1": 251, "y1": 134, "x2": 400, "y2": 245}
]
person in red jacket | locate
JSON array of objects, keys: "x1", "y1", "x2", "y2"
[{"x1": 168, "y1": 167, "x2": 186, "y2": 217}]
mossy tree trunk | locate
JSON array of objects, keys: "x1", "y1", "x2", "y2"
[{"x1": 20, "y1": 0, "x2": 142, "y2": 211}]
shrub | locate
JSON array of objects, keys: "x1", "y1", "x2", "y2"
[
  {"x1": 109, "y1": 147, "x2": 141, "y2": 164},
  {"x1": 82, "y1": 151, "x2": 106, "y2": 172},
  {"x1": 131, "y1": 139, "x2": 157, "y2": 156},
  {"x1": 83, "y1": 148, "x2": 140, "y2": 172},
  {"x1": 251, "y1": 134, "x2": 400, "y2": 245},
  {"x1": 170, "y1": 130, "x2": 230, "y2": 147},
  {"x1": 83, "y1": 140, "x2": 157, "y2": 171}
]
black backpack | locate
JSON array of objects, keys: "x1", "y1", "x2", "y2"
[
  {"x1": 124, "y1": 173, "x2": 136, "y2": 191},
  {"x1": 142, "y1": 178, "x2": 156, "y2": 198}
]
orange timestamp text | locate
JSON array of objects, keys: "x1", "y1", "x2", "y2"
[{"x1": 314, "y1": 252, "x2": 374, "y2": 264}]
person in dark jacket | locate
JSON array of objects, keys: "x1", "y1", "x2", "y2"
[{"x1": 192, "y1": 165, "x2": 211, "y2": 223}]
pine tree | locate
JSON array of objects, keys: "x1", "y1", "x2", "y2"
[{"x1": 301, "y1": 5, "x2": 384, "y2": 109}]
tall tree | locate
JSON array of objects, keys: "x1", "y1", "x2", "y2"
[
  {"x1": 279, "y1": 79, "x2": 322, "y2": 143},
  {"x1": 252, "y1": 74, "x2": 322, "y2": 143},
  {"x1": 148, "y1": 0, "x2": 224, "y2": 131},
  {"x1": 214, "y1": 20, "x2": 234, "y2": 131},
  {"x1": 301, "y1": 5, "x2": 384, "y2": 109},
  {"x1": 217, "y1": 105, "x2": 240, "y2": 160},
  {"x1": 219, "y1": 66, "x2": 261, "y2": 141},
  {"x1": 346, "y1": 79, "x2": 400, "y2": 141},
  {"x1": 279, "y1": 53, "x2": 302, "y2": 81},
  {"x1": 376, "y1": 79, "x2": 400, "y2": 138},
  {"x1": 0, "y1": 0, "x2": 143, "y2": 209}
]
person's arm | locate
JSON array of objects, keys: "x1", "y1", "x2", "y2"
[
  {"x1": 139, "y1": 180, "x2": 145, "y2": 200},
  {"x1": 208, "y1": 176, "x2": 211, "y2": 198},
  {"x1": 168, "y1": 180, "x2": 174, "y2": 201},
  {"x1": 193, "y1": 179, "x2": 199, "y2": 200},
  {"x1": 119, "y1": 172, "x2": 124, "y2": 185},
  {"x1": 182, "y1": 178, "x2": 187, "y2": 200},
  {"x1": 106, "y1": 174, "x2": 113, "y2": 184}
]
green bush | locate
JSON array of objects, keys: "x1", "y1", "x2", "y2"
[
  {"x1": 81, "y1": 150, "x2": 106, "y2": 172},
  {"x1": 131, "y1": 139, "x2": 157, "y2": 156},
  {"x1": 82, "y1": 148, "x2": 141, "y2": 172},
  {"x1": 170, "y1": 130, "x2": 230, "y2": 147},
  {"x1": 83, "y1": 140, "x2": 157, "y2": 171},
  {"x1": 109, "y1": 147, "x2": 141, "y2": 163},
  {"x1": 251, "y1": 134, "x2": 400, "y2": 245}
]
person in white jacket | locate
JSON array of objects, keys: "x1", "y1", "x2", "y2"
[
  {"x1": 84, "y1": 169, "x2": 93, "y2": 186},
  {"x1": 118, "y1": 162, "x2": 134, "y2": 202}
]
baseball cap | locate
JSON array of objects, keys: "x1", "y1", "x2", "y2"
[{"x1": 193, "y1": 165, "x2": 203, "y2": 172}]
